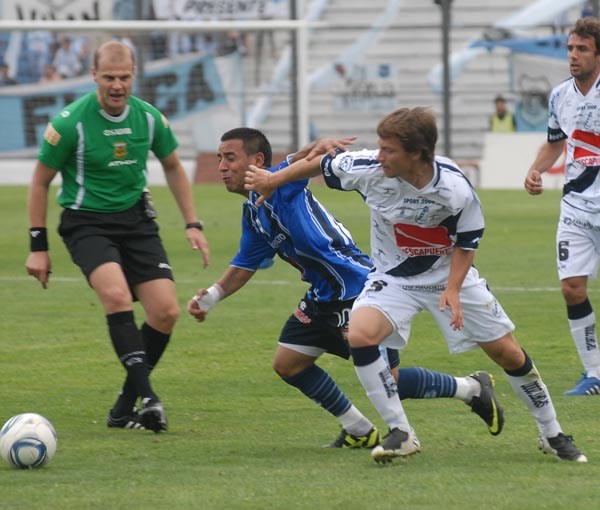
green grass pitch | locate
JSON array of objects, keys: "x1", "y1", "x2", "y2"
[{"x1": 0, "y1": 183, "x2": 598, "y2": 509}]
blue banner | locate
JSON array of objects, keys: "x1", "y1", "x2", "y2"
[{"x1": 0, "y1": 53, "x2": 226, "y2": 152}]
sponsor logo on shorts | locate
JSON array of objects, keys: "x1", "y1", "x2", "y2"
[
  {"x1": 293, "y1": 307, "x2": 311, "y2": 324},
  {"x1": 367, "y1": 280, "x2": 388, "y2": 293},
  {"x1": 158, "y1": 262, "x2": 172, "y2": 270},
  {"x1": 401, "y1": 285, "x2": 446, "y2": 292},
  {"x1": 487, "y1": 298, "x2": 502, "y2": 318},
  {"x1": 562, "y1": 215, "x2": 600, "y2": 231}
]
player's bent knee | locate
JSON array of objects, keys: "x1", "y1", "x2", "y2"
[{"x1": 480, "y1": 333, "x2": 524, "y2": 370}]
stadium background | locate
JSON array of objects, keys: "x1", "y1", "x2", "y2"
[
  {"x1": 0, "y1": 0, "x2": 592, "y2": 186},
  {"x1": 1, "y1": 2, "x2": 599, "y2": 506}
]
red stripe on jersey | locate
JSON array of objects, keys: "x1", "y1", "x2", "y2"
[
  {"x1": 572, "y1": 130, "x2": 600, "y2": 151},
  {"x1": 394, "y1": 223, "x2": 451, "y2": 249},
  {"x1": 573, "y1": 146, "x2": 598, "y2": 159}
]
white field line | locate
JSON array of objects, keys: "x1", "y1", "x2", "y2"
[{"x1": 4, "y1": 275, "x2": 600, "y2": 292}]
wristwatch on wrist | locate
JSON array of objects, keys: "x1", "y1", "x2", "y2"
[{"x1": 185, "y1": 221, "x2": 204, "y2": 231}]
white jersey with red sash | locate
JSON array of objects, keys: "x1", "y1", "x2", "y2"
[{"x1": 319, "y1": 150, "x2": 484, "y2": 287}]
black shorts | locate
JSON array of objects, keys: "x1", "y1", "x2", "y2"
[
  {"x1": 280, "y1": 295, "x2": 400, "y2": 368},
  {"x1": 280, "y1": 297, "x2": 354, "y2": 359},
  {"x1": 58, "y1": 199, "x2": 174, "y2": 288}
]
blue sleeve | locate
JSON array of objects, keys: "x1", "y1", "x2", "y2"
[
  {"x1": 230, "y1": 214, "x2": 277, "y2": 270},
  {"x1": 271, "y1": 158, "x2": 309, "y2": 198}
]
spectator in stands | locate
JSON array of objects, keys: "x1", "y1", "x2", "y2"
[
  {"x1": 26, "y1": 31, "x2": 54, "y2": 82},
  {"x1": 0, "y1": 63, "x2": 16, "y2": 86},
  {"x1": 39, "y1": 64, "x2": 63, "y2": 83},
  {"x1": 490, "y1": 95, "x2": 516, "y2": 132},
  {"x1": 53, "y1": 36, "x2": 84, "y2": 79}
]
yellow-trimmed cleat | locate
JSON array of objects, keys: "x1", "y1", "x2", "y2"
[
  {"x1": 326, "y1": 426, "x2": 380, "y2": 448},
  {"x1": 467, "y1": 371, "x2": 504, "y2": 436}
]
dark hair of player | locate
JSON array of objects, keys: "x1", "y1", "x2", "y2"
[{"x1": 221, "y1": 127, "x2": 273, "y2": 167}]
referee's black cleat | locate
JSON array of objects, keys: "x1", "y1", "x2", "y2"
[
  {"x1": 139, "y1": 399, "x2": 168, "y2": 433},
  {"x1": 467, "y1": 371, "x2": 504, "y2": 436},
  {"x1": 107, "y1": 407, "x2": 146, "y2": 430}
]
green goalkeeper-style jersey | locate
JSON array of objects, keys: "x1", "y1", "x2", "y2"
[{"x1": 38, "y1": 92, "x2": 178, "y2": 212}]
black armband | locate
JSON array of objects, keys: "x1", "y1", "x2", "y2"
[
  {"x1": 185, "y1": 221, "x2": 204, "y2": 231},
  {"x1": 30, "y1": 227, "x2": 49, "y2": 252}
]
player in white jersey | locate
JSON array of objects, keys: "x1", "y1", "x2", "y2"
[
  {"x1": 247, "y1": 107, "x2": 587, "y2": 463},
  {"x1": 526, "y1": 17, "x2": 600, "y2": 396}
]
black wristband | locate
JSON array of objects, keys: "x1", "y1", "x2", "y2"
[
  {"x1": 185, "y1": 221, "x2": 204, "y2": 231},
  {"x1": 30, "y1": 227, "x2": 49, "y2": 252}
]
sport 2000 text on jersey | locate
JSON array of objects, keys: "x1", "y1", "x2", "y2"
[{"x1": 37, "y1": 92, "x2": 178, "y2": 212}]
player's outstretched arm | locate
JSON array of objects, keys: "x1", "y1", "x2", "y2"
[
  {"x1": 292, "y1": 136, "x2": 356, "y2": 162},
  {"x1": 188, "y1": 266, "x2": 254, "y2": 322},
  {"x1": 245, "y1": 157, "x2": 322, "y2": 206}
]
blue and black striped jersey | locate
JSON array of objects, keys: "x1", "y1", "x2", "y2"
[{"x1": 231, "y1": 159, "x2": 372, "y2": 302}]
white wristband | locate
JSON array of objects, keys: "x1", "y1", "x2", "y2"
[{"x1": 193, "y1": 284, "x2": 223, "y2": 312}]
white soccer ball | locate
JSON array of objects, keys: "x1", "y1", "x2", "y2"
[{"x1": 0, "y1": 413, "x2": 57, "y2": 469}]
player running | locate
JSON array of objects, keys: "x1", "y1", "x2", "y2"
[
  {"x1": 245, "y1": 108, "x2": 587, "y2": 463},
  {"x1": 188, "y1": 127, "x2": 504, "y2": 448}
]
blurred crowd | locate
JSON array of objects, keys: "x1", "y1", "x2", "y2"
[
  {"x1": 0, "y1": 0, "x2": 289, "y2": 87},
  {"x1": 0, "y1": 32, "x2": 90, "y2": 86}
]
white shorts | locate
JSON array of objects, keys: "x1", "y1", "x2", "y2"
[
  {"x1": 352, "y1": 267, "x2": 515, "y2": 354},
  {"x1": 557, "y1": 201, "x2": 600, "y2": 281}
]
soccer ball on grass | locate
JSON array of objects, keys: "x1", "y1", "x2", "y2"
[{"x1": 0, "y1": 413, "x2": 57, "y2": 469}]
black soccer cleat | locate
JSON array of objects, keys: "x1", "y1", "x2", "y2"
[
  {"x1": 326, "y1": 426, "x2": 380, "y2": 449},
  {"x1": 139, "y1": 399, "x2": 168, "y2": 433},
  {"x1": 371, "y1": 427, "x2": 421, "y2": 463},
  {"x1": 467, "y1": 371, "x2": 504, "y2": 436},
  {"x1": 107, "y1": 407, "x2": 146, "y2": 430},
  {"x1": 539, "y1": 433, "x2": 587, "y2": 462}
]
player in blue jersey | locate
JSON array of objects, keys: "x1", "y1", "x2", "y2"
[
  {"x1": 525, "y1": 17, "x2": 600, "y2": 397},
  {"x1": 246, "y1": 108, "x2": 587, "y2": 463},
  {"x1": 187, "y1": 127, "x2": 504, "y2": 448}
]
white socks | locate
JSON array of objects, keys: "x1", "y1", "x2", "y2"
[
  {"x1": 354, "y1": 355, "x2": 411, "y2": 431},
  {"x1": 569, "y1": 313, "x2": 600, "y2": 378}
]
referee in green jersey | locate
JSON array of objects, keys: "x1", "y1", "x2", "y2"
[{"x1": 25, "y1": 41, "x2": 210, "y2": 432}]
